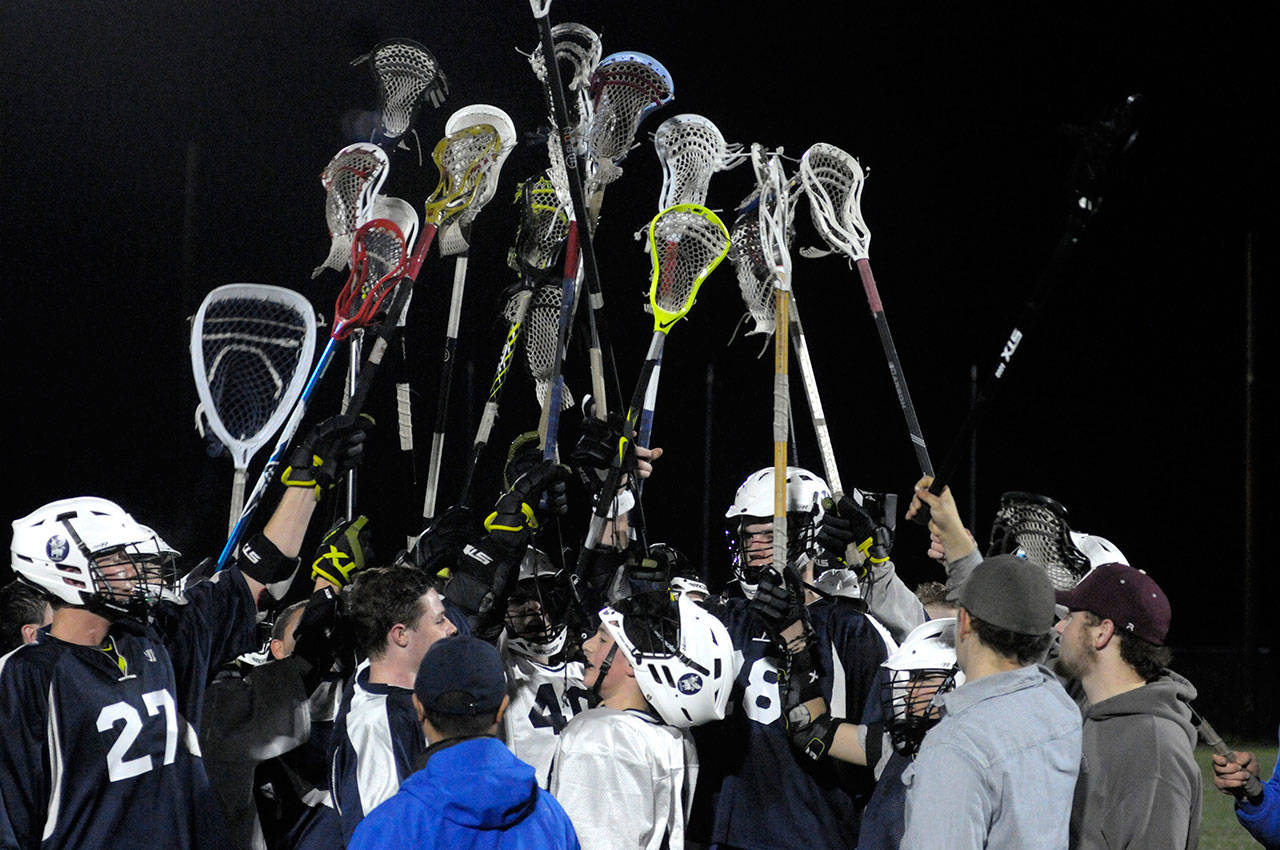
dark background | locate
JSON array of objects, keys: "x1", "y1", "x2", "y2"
[{"x1": 1, "y1": 3, "x2": 1274, "y2": 731}]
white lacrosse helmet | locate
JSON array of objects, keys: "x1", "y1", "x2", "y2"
[
  {"x1": 503, "y1": 548, "x2": 569, "y2": 660},
  {"x1": 880, "y1": 618, "x2": 964, "y2": 757},
  {"x1": 1069, "y1": 531, "x2": 1129, "y2": 568},
  {"x1": 725, "y1": 466, "x2": 831, "y2": 594},
  {"x1": 10, "y1": 497, "x2": 181, "y2": 620},
  {"x1": 600, "y1": 592, "x2": 734, "y2": 729}
]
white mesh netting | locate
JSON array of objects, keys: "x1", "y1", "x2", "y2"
[
  {"x1": 653, "y1": 114, "x2": 740, "y2": 208},
  {"x1": 799, "y1": 142, "x2": 871, "y2": 261},
  {"x1": 524, "y1": 283, "x2": 575, "y2": 410},
  {"x1": 648, "y1": 206, "x2": 729, "y2": 318},
  {"x1": 508, "y1": 176, "x2": 570, "y2": 275},
  {"x1": 729, "y1": 214, "x2": 777, "y2": 335},
  {"x1": 313, "y1": 144, "x2": 389, "y2": 278},
  {"x1": 428, "y1": 125, "x2": 501, "y2": 223},
  {"x1": 363, "y1": 39, "x2": 448, "y2": 140},
  {"x1": 588, "y1": 52, "x2": 673, "y2": 187}
]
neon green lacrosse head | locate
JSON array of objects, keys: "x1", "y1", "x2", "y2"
[{"x1": 647, "y1": 203, "x2": 730, "y2": 334}]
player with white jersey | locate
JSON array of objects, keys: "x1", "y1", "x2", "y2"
[{"x1": 550, "y1": 590, "x2": 734, "y2": 850}]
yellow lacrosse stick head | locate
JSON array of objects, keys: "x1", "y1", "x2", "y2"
[
  {"x1": 423, "y1": 123, "x2": 502, "y2": 226},
  {"x1": 647, "y1": 203, "x2": 731, "y2": 334}
]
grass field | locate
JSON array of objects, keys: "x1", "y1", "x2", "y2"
[{"x1": 1198, "y1": 743, "x2": 1276, "y2": 849}]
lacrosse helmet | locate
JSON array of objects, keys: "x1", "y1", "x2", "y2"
[
  {"x1": 725, "y1": 466, "x2": 831, "y2": 595},
  {"x1": 880, "y1": 618, "x2": 964, "y2": 758},
  {"x1": 10, "y1": 497, "x2": 181, "y2": 620},
  {"x1": 504, "y1": 547, "x2": 570, "y2": 660},
  {"x1": 599, "y1": 591, "x2": 734, "y2": 728},
  {"x1": 1069, "y1": 531, "x2": 1129, "y2": 569}
]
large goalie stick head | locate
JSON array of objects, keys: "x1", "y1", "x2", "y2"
[
  {"x1": 439, "y1": 104, "x2": 518, "y2": 252},
  {"x1": 190, "y1": 284, "x2": 318, "y2": 473},
  {"x1": 523, "y1": 282, "x2": 575, "y2": 412},
  {"x1": 507, "y1": 174, "x2": 571, "y2": 279},
  {"x1": 587, "y1": 51, "x2": 674, "y2": 188},
  {"x1": 313, "y1": 143, "x2": 391, "y2": 278},
  {"x1": 646, "y1": 203, "x2": 731, "y2": 334},
  {"x1": 332, "y1": 218, "x2": 408, "y2": 339},
  {"x1": 353, "y1": 38, "x2": 449, "y2": 144},
  {"x1": 653, "y1": 114, "x2": 743, "y2": 209},
  {"x1": 798, "y1": 142, "x2": 872, "y2": 262},
  {"x1": 985, "y1": 491, "x2": 1093, "y2": 591}
]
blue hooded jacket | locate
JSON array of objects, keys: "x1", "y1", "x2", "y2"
[{"x1": 346, "y1": 735, "x2": 580, "y2": 850}]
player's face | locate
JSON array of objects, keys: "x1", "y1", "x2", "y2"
[
  {"x1": 1053, "y1": 609, "x2": 1098, "y2": 680},
  {"x1": 406, "y1": 589, "x2": 458, "y2": 665},
  {"x1": 903, "y1": 672, "x2": 948, "y2": 720},
  {"x1": 582, "y1": 624, "x2": 627, "y2": 697},
  {"x1": 92, "y1": 549, "x2": 142, "y2": 600},
  {"x1": 742, "y1": 521, "x2": 773, "y2": 568},
  {"x1": 506, "y1": 581, "x2": 552, "y2": 638}
]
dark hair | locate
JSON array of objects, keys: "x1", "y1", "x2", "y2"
[
  {"x1": 914, "y1": 581, "x2": 949, "y2": 607},
  {"x1": 271, "y1": 600, "x2": 309, "y2": 643},
  {"x1": 1078, "y1": 611, "x2": 1172, "y2": 682},
  {"x1": 1, "y1": 580, "x2": 49, "y2": 654},
  {"x1": 969, "y1": 612, "x2": 1053, "y2": 666},
  {"x1": 347, "y1": 566, "x2": 435, "y2": 660},
  {"x1": 423, "y1": 705, "x2": 500, "y2": 738}
]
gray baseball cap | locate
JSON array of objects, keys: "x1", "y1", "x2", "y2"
[{"x1": 958, "y1": 554, "x2": 1056, "y2": 635}]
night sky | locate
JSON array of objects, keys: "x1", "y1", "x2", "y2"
[{"x1": 1, "y1": 1, "x2": 1274, "y2": 723}]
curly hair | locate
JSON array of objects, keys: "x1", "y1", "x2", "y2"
[{"x1": 347, "y1": 566, "x2": 436, "y2": 660}]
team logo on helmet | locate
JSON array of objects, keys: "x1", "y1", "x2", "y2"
[
  {"x1": 677, "y1": 672, "x2": 703, "y2": 695},
  {"x1": 46, "y1": 535, "x2": 70, "y2": 562}
]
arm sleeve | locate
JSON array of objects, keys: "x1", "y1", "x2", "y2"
[
  {"x1": 1235, "y1": 740, "x2": 1280, "y2": 846},
  {"x1": 200, "y1": 656, "x2": 313, "y2": 762},
  {"x1": 900, "y1": 742, "x2": 990, "y2": 850},
  {"x1": 0, "y1": 661, "x2": 51, "y2": 849},
  {"x1": 1104, "y1": 774, "x2": 1195, "y2": 850},
  {"x1": 861, "y1": 559, "x2": 928, "y2": 644},
  {"x1": 943, "y1": 550, "x2": 983, "y2": 604}
]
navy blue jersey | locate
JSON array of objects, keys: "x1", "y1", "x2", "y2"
[
  {"x1": 0, "y1": 567, "x2": 258, "y2": 849},
  {"x1": 328, "y1": 662, "x2": 425, "y2": 845},
  {"x1": 691, "y1": 595, "x2": 890, "y2": 850}
]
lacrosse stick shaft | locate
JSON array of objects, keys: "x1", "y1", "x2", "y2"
[
  {"x1": 395, "y1": 289, "x2": 417, "y2": 482},
  {"x1": 217, "y1": 337, "x2": 340, "y2": 568},
  {"x1": 532, "y1": 7, "x2": 623, "y2": 413},
  {"x1": 1191, "y1": 709, "x2": 1264, "y2": 798},
  {"x1": 421, "y1": 253, "x2": 470, "y2": 523},
  {"x1": 228, "y1": 471, "x2": 247, "y2": 538},
  {"x1": 342, "y1": 281, "x2": 415, "y2": 420},
  {"x1": 855, "y1": 258, "x2": 935, "y2": 479},
  {"x1": 773, "y1": 288, "x2": 791, "y2": 574},
  {"x1": 788, "y1": 296, "x2": 843, "y2": 496}
]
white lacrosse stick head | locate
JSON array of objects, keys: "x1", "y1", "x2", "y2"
[
  {"x1": 356, "y1": 38, "x2": 449, "y2": 142},
  {"x1": 729, "y1": 211, "x2": 778, "y2": 336},
  {"x1": 190, "y1": 284, "x2": 318, "y2": 470},
  {"x1": 368, "y1": 194, "x2": 421, "y2": 258},
  {"x1": 799, "y1": 142, "x2": 871, "y2": 261},
  {"x1": 442, "y1": 104, "x2": 518, "y2": 237},
  {"x1": 587, "y1": 51, "x2": 674, "y2": 188},
  {"x1": 313, "y1": 143, "x2": 390, "y2": 278},
  {"x1": 752, "y1": 144, "x2": 794, "y2": 294},
  {"x1": 529, "y1": 23, "x2": 604, "y2": 210},
  {"x1": 653, "y1": 114, "x2": 742, "y2": 209},
  {"x1": 507, "y1": 174, "x2": 570, "y2": 276}
]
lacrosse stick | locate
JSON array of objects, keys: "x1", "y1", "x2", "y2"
[
  {"x1": 729, "y1": 207, "x2": 855, "y2": 504},
  {"x1": 312, "y1": 143, "x2": 390, "y2": 279},
  {"x1": 217, "y1": 218, "x2": 408, "y2": 568},
  {"x1": 580, "y1": 203, "x2": 730, "y2": 553},
  {"x1": 924, "y1": 95, "x2": 1144, "y2": 507},
  {"x1": 799, "y1": 142, "x2": 934, "y2": 482},
  {"x1": 457, "y1": 175, "x2": 571, "y2": 509},
  {"x1": 528, "y1": 21, "x2": 601, "y2": 188},
  {"x1": 352, "y1": 38, "x2": 449, "y2": 148},
  {"x1": 585, "y1": 51, "x2": 675, "y2": 215},
  {"x1": 1189, "y1": 706, "x2": 1264, "y2": 799},
  {"x1": 191, "y1": 284, "x2": 317, "y2": 536},
  {"x1": 419, "y1": 105, "x2": 518, "y2": 525},
  {"x1": 985, "y1": 491, "x2": 1091, "y2": 591}
]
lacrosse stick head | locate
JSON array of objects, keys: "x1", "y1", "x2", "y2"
[
  {"x1": 729, "y1": 211, "x2": 778, "y2": 335},
  {"x1": 313, "y1": 143, "x2": 390, "y2": 278},
  {"x1": 368, "y1": 194, "x2": 421, "y2": 257},
  {"x1": 356, "y1": 38, "x2": 449, "y2": 142},
  {"x1": 647, "y1": 204, "x2": 730, "y2": 333},
  {"x1": 441, "y1": 104, "x2": 518, "y2": 242},
  {"x1": 332, "y1": 218, "x2": 407, "y2": 339},
  {"x1": 507, "y1": 174, "x2": 570, "y2": 277},
  {"x1": 587, "y1": 51, "x2": 674, "y2": 186},
  {"x1": 653, "y1": 114, "x2": 739, "y2": 208},
  {"x1": 528, "y1": 23, "x2": 604, "y2": 209},
  {"x1": 986, "y1": 491, "x2": 1092, "y2": 591},
  {"x1": 747, "y1": 145, "x2": 796, "y2": 293},
  {"x1": 523, "y1": 282, "x2": 575, "y2": 411},
  {"x1": 423, "y1": 124, "x2": 503, "y2": 228},
  {"x1": 799, "y1": 142, "x2": 871, "y2": 261},
  {"x1": 190, "y1": 284, "x2": 318, "y2": 469}
]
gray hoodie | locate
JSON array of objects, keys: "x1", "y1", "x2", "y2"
[{"x1": 1069, "y1": 669, "x2": 1201, "y2": 849}]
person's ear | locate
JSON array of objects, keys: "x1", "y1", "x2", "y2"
[
  {"x1": 1095, "y1": 618, "x2": 1117, "y2": 650},
  {"x1": 269, "y1": 637, "x2": 287, "y2": 661},
  {"x1": 20, "y1": 623, "x2": 40, "y2": 645},
  {"x1": 389, "y1": 623, "x2": 410, "y2": 649},
  {"x1": 494, "y1": 693, "x2": 510, "y2": 724},
  {"x1": 413, "y1": 692, "x2": 426, "y2": 724}
]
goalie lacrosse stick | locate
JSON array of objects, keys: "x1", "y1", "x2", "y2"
[
  {"x1": 799, "y1": 142, "x2": 935, "y2": 481},
  {"x1": 353, "y1": 38, "x2": 449, "y2": 148},
  {"x1": 457, "y1": 175, "x2": 571, "y2": 509},
  {"x1": 217, "y1": 217, "x2": 408, "y2": 568},
  {"x1": 924, "y1": 95, "x2": 1144, "y2": 507},
  {"x1": 580, "y1": 203, "x2": 730, "y2": 553},
  {"x1": 420, "y1": 105, "x2": 518, "y2": 526},
  {"x1": 985, "y1": 491, "x2": 1092, "y2": 591},
  {"x1": 191, "y1": 284, "x2": 317, "y2": 536},
  {"x1": 312, "y1": 143, "x2": 390, "y2": 278}
]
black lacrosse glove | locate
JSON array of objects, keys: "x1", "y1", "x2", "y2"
[
  {"x1": 749, "y1": 567, "x2": 809, "y2": 639},
  {"x1": 311, "y1": 515, "x2": 373, "y2": 588},
  {"x1": 816, "y1": 495, "x2": 892, "y2": 574},
  {"x1": 442, "y1": 537, "x2": 525, "y2": 639},
  {"x1": 290, "y1": 586, "x2": 344, "y2": 692},
  {"x1": 484, "y1": 460, "x2": 571, "y2": 552},
  {"x1": 281, "y1": 414, "x2": 374, "y2": 499},
  {"x1": 407, "y1": 505, "x2": 478, "y2": 577},
  {"x1": 571, "y1": 410, "x2": 635, "y2": 491},
  {"x1": 788, "y1": 708, "x2": 845, "y2": 763}
]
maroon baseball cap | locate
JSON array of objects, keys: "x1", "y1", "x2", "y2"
[{"x1": 1056, "y1": 562, "x2": 1171, "y2": 646}]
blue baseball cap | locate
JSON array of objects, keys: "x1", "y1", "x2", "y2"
[{"x1": 414, "y1": 635, "x2": 507, "y2": 716}]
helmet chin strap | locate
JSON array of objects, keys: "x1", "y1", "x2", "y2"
[{"x1": 589, "y1": 641, "x2": 621, "y2": 699}]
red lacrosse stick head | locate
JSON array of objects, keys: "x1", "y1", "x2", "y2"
[{"x1": 332, "y1": 218, "x2": 407, "y2": 339}]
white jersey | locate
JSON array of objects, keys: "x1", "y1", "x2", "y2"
[
  {"x1": 549, "y1": 707, "x2": 698, "y2": 850},
  {"x1": 499, "y1": 642, "x2": 592, "y2": 788}
]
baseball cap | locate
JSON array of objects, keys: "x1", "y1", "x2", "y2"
[
  {"x1": 1056, "y1": 562, "x2": 1170, "y2": 646},
  {"x1": 958, "y1": 553, "x2": 1056, "y2": 635},
  {"x1": 414, "y1": 635, "x2": 507, "y2": 716}
]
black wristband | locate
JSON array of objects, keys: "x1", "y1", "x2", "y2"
[
  {"x1": 864, "y1": 720, "x2": 885, "y2": 767},
  {"x1": 238, "y1": 532, "x2": 300, "y2": 585}
]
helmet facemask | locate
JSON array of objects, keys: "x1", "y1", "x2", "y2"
[
  {"x1": 503, "y1": 557, "x2": 571, "y2": 660},
  {"x1": 726, "y1": 511, "x2": 820, "y2": 594},
  {"x1": 85, "y1": 543, "x2": 181, "y2": 621},
  {"x1": 881, "y1": 665, "x2": 961, "y2": 757}
]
